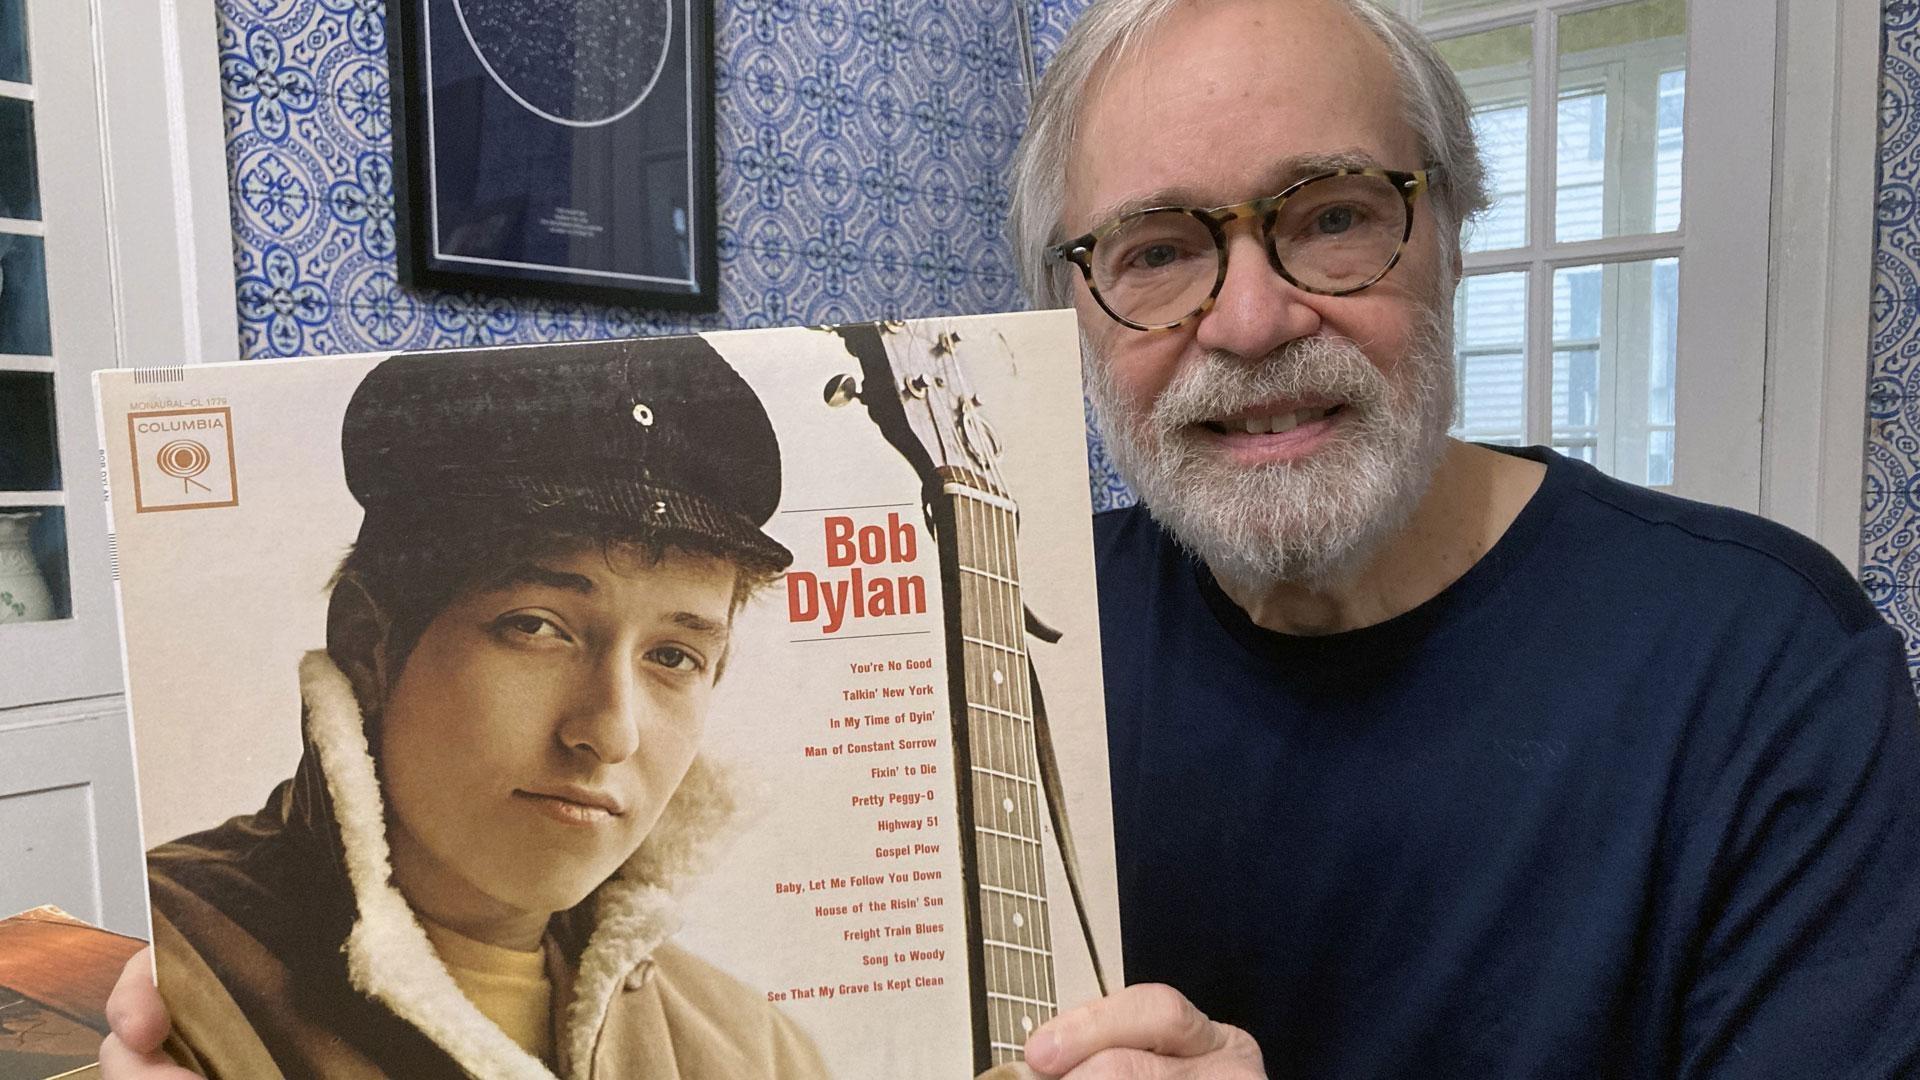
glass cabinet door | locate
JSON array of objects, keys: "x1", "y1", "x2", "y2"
[
  {"x1": 0, "y1": 0, "x2": 124, "y2": 706},
  {"x1": 0, "y1": 0, "x2": 67, "y2": 627}
]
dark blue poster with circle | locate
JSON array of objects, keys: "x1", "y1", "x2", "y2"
[{"x1": 390, "y1": 0, "x2": 716, "y2": 308}]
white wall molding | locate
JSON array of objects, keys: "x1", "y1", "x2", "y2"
[
  {"x1": 1761, "y1": 0, "x2": 1879, "y2": 569},
  {"x1": 89, "y1": 0, "x2": 238, "y2": 369},
  {"x1": 0, "y1": 693, "x2": 126, "y2": 736},
  {"x1": 0, "y1": 696, "x2": 147, "y2": 938}
]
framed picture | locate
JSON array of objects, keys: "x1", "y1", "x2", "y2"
[{"x1": 387, "y1": 0, "x2": 718, "y2": 310}]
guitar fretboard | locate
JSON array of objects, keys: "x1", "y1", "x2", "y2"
[{"x1": 943, "y1": 476, "x2": 1057, "y2": 1066}]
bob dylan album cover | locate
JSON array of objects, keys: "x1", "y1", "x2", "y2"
[{"x1": 96, "y1": 310, "x2": 1120, "y2": 1077}]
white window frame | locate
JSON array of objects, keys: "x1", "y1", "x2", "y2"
[
  {"x1": 1412, "y1": 0, "x2": 1877, "y2": 569},
  {"x1": 1761, "y1": 0, "x2": 1877, "y2": 570},
  {"x1": 1417, "y1": 0, "x2": 1769, "y2": 515}
]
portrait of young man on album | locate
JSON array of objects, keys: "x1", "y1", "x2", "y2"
[{"x1": 133, "y1": 339, "x2": 832, "y2": 1079}]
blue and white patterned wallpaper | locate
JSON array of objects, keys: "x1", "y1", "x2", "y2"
[
  {"x1": 214, "y1": 0, "x2": 1143, "y2": 508},
  {"x1": 217, "y1": 0, "x2": 1028, "y2": 354},
  {"x1": 1869, "y1": 0, "x2": 1920, "y2": 679}
]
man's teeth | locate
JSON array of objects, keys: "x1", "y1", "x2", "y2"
[{"x1": 1232, "y1": 406, "x2": 1337, "y2": 435}]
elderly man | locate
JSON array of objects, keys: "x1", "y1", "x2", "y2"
[{"x1": 998, "y1": 0, "x2": 1920, "y2": 1076}]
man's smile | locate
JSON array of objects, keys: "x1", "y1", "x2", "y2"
[
  {"x1": 1193, "y1": 401, "x2": 1348, "y2": 463},
  {"x1": 1199, "y1": 401, "x2": 1345, "y2": 436}
]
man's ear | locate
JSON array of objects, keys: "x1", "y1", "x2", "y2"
[{"x1": 326, "y1": 572, "x2": 393, "y2": 715}]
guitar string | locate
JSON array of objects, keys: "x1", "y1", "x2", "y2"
[
  {"x1": 953, "y1": 460, "x2": 1000, "y2": 1057},
  {"x1": 989, "y1": 488, "x2": 1035, "y2": 1031},
  {"x1": 889, "y1": 328, "x2": 1017, "y2": 1062},
  {"x1": 908, "y1": 356, "x2": 1002, "y2": 1051},
  {"x1": 940, "y1": 389, "x2": 1008, "y2": 1034},
  {"x1": 984, "y1": 484, "x2": 1033, "y2": 1052},
  {"x1": 995, "y1": 492, "x2": 1043, "y2": 1043},
  {"x1": 934, "y1": 337, "x2": 1025, "y2": 1055},
  {"x1": 974, "y1": 486, "x2": 1022, "y2": 1058},
  {"x1": 961, "y1": 487, "x2": 994, "y2": 1056},
  {"x1": 992, "y1": 460, "x2": 1055, "y2": 1025},
  {"x1": 976, "y1": 350, "x2": 1052, "y2": 1039},
  {"x1": 941, "y1": 340, "x2": 1050, "y2": 1043},
  {"x1": 959, "y1": 347, "x2": 1041, "y2": 1046},
  {"x1": 959, "y1": 356, "x2": 1051, "y2": 1027}
]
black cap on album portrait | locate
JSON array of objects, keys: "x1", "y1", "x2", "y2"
[{"x1": 338, "y1": 336, "x2": 793, "y2": 575}]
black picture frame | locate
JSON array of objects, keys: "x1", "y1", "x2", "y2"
[{"x1": 388, "y1": 0, "x2": 718, "y2": 311}]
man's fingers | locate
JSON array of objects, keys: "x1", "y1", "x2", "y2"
[
  {"x1": 97, "y1": 1031, "x2": 198, "y2": 1080},
  {"x1": 98, "y1": 952, "x2": 195, "y2": 1080},
  {"x1": 1024, "y1": 984, "x2": 1232, "y2": 1074},
  {"x1": 103, "y1": 947, "x2": 171, "y2": 1055},
  {"x1": 1052, "y1": 1043, "x2": 1266, "y2": 1080},
  {"x1": 975, "y1": 1063, "x2": 1048, "y2": 1080}
]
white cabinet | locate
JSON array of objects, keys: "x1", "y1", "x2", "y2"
[{"x1": 0, "y1": 0, "x2": 234, "y2": 939}]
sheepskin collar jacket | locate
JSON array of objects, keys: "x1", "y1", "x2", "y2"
[{"x1": 146, "y1": 652, "x2": 829, "y2": 1080}]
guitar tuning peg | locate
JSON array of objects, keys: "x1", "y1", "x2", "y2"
[
  {"x1": 903, "y1": 375, "x2": 930, "y2": 399},
  {"x1": 823, "y1": 373, "x2": 864, "y2": 407}
]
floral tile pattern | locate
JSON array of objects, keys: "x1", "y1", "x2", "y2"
[
  {"x1": 1878, "y1": 99, "x2": 1920, "y2": 304},
  {"x1": 215, "y1": 0, "x2": 1031, "y2": 363},
  {"x1": 1872, "y1": 1, "x2": 1920, "y2": 691},
  {"x1": 212, "y1": 0, "x2": 1138, "y2": 512},
  {"x1": 1889, "y1": 0, "x2": 1920, "y2": 131}
]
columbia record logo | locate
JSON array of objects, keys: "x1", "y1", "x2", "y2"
[{"x1": 128, "y1": 407, "x2": 240, "y2": 513}]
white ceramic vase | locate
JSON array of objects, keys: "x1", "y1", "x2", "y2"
[{"x1": 0, "y1": 511, "x2": 54, "y2": 623}]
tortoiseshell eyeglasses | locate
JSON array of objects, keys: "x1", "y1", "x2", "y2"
[{"x1": 1045, "y1": 167, "x2": 1433, "y2": 332}]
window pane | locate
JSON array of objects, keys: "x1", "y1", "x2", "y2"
[
  {"x1": 1551, "y1": 265, "x2": 1601, "y2": 460},
  {"x1": 1654, "y1": 70, "x2": 1684, "y2": 232},
  {"x1": 1555, "y1": 0, "x2": 1686, "y2": 241},
  {"x1": 1554, "y1": 89, "x2": 1605, "y2": 242},
  {"x1": 0, "y1": 232, "x2": 49, "y2": 354},
  {"x1": 1551, "y1": 258, "x2": 1679, "y2": 486},
  {"x1": 1420, "y1": 0, "x2": 1525, "y2": 19},
  {"x1": 0, "y1": 96, "x2": 39, "y2": 220},
  {"x1": 1452, "y1": 271, "x2": 1528, "y2": 445},
  {"x1": 1435, "y1": 24, "x2": 1531, "y2": 253},
  {"x1": 0, "y1": 370, "x2": 58, "y2": 490},
  {"x1": 0, "y1": 0, "x2": 25, "y2": 84}
]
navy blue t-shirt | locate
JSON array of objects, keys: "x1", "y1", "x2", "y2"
[{"x1": 1095, "y1": 446, "x2": 1920, "y2": 1078}]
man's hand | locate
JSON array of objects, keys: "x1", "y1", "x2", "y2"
[
  {"x1": 1020, "y1": 984, "x2": 1265, "y2": 1078},
  {"x1": 97, "y1": 947, "x2": 197, "y2": 1079}
]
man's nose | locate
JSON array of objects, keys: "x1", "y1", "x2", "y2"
[
  {"x1": 1191, "y1": 229, "x2": 1322, "y2": 360},
  {"x1": 558, "y1": 654, "x2": 643, "y2": 764}
]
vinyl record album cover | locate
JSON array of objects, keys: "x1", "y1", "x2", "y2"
[{"x1": 94, "y1": 311, "x2": 1117, "y2": 1078}]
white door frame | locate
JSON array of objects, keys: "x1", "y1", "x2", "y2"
[
  {"x1": 1761, "y1": 0, "x2": 1878, "y2": 569},
  {"x1": 92, "y1": 0, "x2": 239, "y2": 369}
]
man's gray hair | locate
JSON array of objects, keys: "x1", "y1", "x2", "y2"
[{"x1": 1008, "y1": 0, "x2": 1491, "y2": 309}]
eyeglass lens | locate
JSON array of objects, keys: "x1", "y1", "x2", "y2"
[{"x1": 1089, "y1": 172, "x2": 1411, "y2": 327}]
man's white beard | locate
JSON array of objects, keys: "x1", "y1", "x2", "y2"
[{"x1": 1088, "y1": 308, "x2": 1456, "y2": 591}]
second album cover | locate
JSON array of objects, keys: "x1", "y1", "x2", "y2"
[{"x1": 94, "y1": 310, "x2": 1119, "y2": 1078}]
